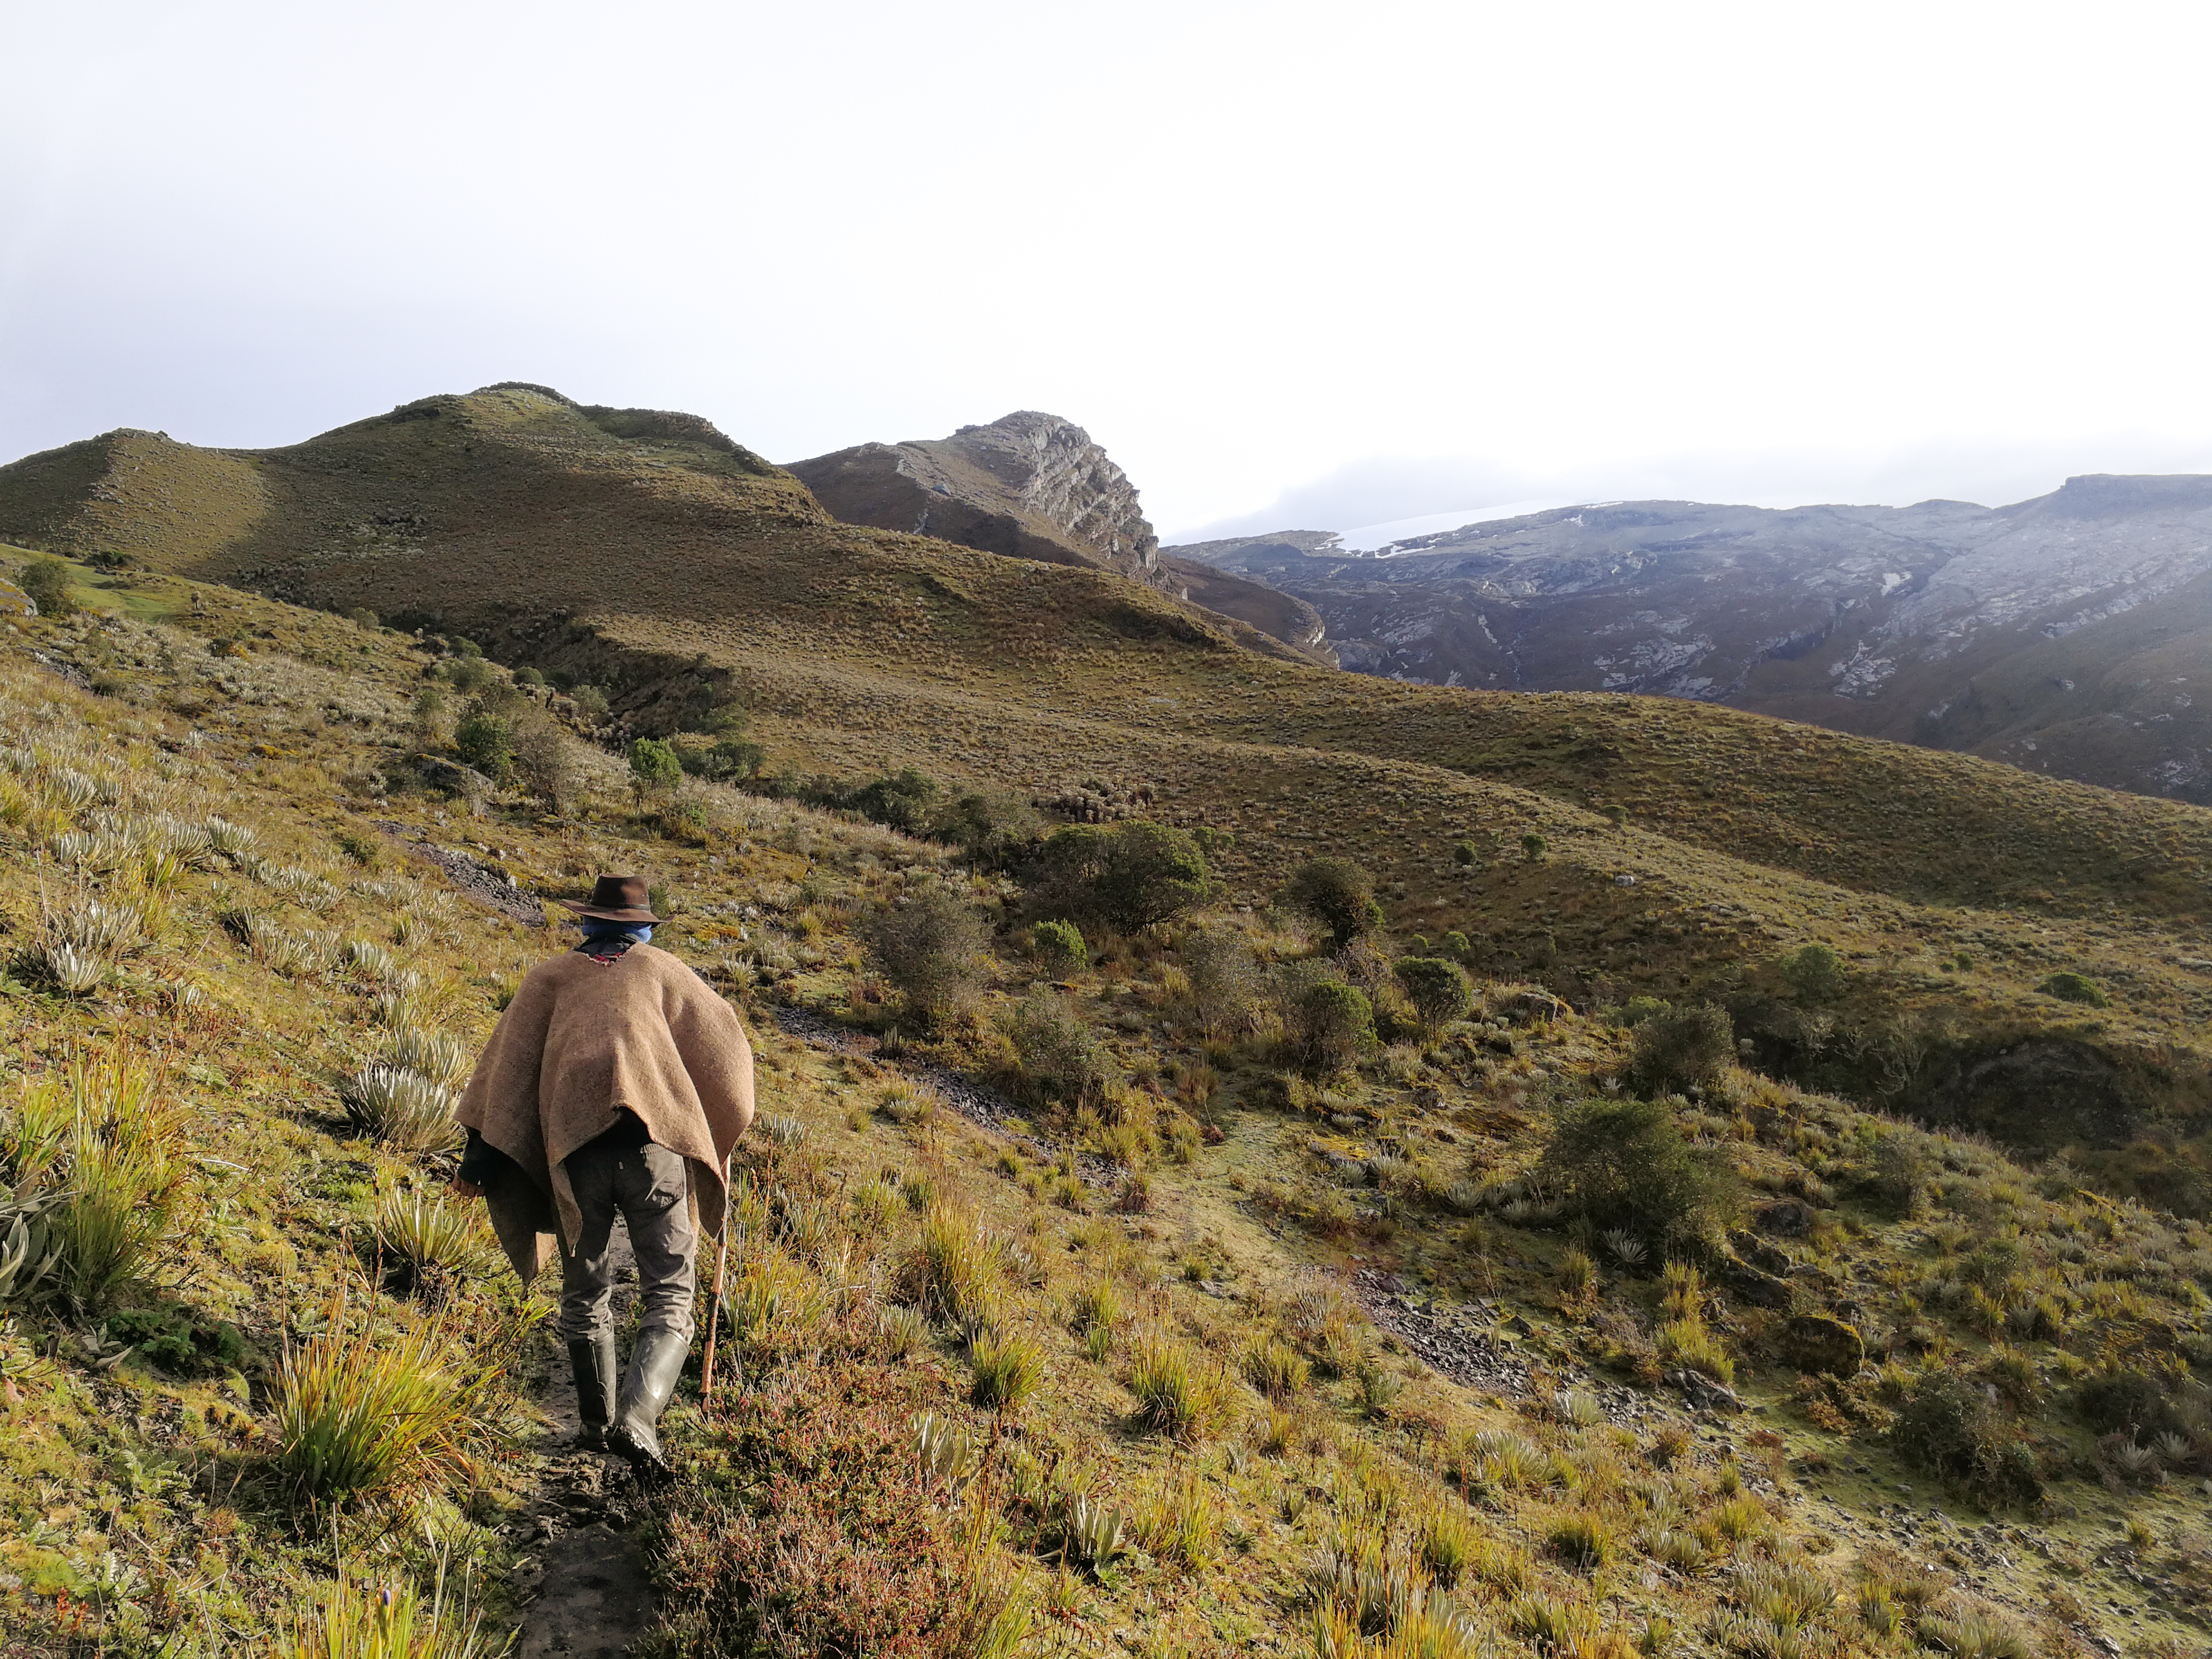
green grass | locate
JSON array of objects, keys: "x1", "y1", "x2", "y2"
[{"x1": 0, "y1": 533, "x2": 2204, "y2": 1656}]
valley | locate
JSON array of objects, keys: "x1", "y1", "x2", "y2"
[{"x1": 0, "y1": 385, "x2": 2208, "y2": 1659}]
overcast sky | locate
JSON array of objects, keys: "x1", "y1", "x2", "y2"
[{"x1": 7, "y1": 1, "x2": 2211, "y2": 542}]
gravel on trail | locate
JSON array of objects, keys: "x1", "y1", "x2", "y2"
[
  {"x1": 373, "y1": 819, "x2": 547, "y2": 926},
  {"x1": 772, "y1": 1005, "x2": 1121, "y2": 1190}
]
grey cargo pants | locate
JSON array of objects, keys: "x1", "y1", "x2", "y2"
[{"x1": 557, "y1": 1133, "x2": 698, "y2": 1345}]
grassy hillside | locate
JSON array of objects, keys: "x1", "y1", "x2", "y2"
[
  {"x1": 0, "y1": 573, "x2": 2206, "y2": 1658},
  {"x1": 6, "y1": 389, "x2": 2212, "y2": 1178}
]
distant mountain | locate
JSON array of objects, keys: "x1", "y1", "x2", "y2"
[
  {"x1": 1170, "y1": 477, "x2": 2212, "y2": 803},
  {"x1": 788, "y1": 413, "x2": 1331, "y2": 662}
]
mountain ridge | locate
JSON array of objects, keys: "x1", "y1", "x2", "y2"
[{"x1": 1169, "y1": 475, "x2": 2212, "y2": 802}]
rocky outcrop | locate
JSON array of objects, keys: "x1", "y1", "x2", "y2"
[
  {"x1": 788, "y1": 412, "x2": 1160, "y2": 580},
  {"x1": 789, "y1": 415, "x2": 1333, "y2": 663},
  {"x1": 1168, "y1": 477, "x2": 2212, "y2": 804}
]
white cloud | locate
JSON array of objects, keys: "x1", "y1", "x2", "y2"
[{"x1": 6, "y1": 1, "x2": 2212, "y2": 539}]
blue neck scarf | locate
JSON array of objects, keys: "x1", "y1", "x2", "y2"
[{"x1": 579, "y1": 920, "x2": 652, "y2": 949}]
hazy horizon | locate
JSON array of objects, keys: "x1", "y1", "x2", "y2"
[{"x1": 8, "y1": 3, "x2": 2212, "y2": 544}]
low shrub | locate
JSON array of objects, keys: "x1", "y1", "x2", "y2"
[
  {"x1": 2039, "y1": 971, "x2": 2108, "y2": 1007},
  {"x1": 1006, "y1": 991, "x2": 1117, "y2": 1108},
  {"x1": 1540, "y1": 1097, "x2": 1738, "y2": 1254},
  {"x1": 648, "y1": 1357, "x2": 1029, "y2": 1659},
  {"x1": 1282, "y1": 858, "x2": 1382, "y2": 948},
  {"x1": 860, "y1": 883, "x2": 989, "y2": 1025},
  {"x1": 1025, "y1": 821, "x2": 1210, "y2": 930},
  {"x1": 1779, "y1": 943, "x2": 1848, "y2": 1004},
  {"x1": 1029, "y1": 919, "x2": 1086, "y2": 978},
  {"x1": 1394, "y1": 956, "x2": 1473, "y2": 1031},
  {"x1": 1628, "y1": 1003, "x2": 1735, "y2": 1094},
  {"x1": 1890, "y1": 1371, "x2": 2043, "y2": 1505},
  {"x1": 1286, "y1": 978, "x2": 1376, "y2": 1074}
]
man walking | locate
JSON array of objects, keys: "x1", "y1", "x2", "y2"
[{"x1": 451, "y1": 875, "x2": 753, "y2": 1473}]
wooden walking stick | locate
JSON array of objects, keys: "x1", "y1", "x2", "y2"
[{"x1": 700, "y1": 1151, "x2": 737, "y2": 1405}]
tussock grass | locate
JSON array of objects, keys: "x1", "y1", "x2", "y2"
[
  {"x1": 968, "y1": 1327, "x2": 1044, "y2": 1413},
  {"x1": 277, "y1": 1572, "x2": 507, "y2": 1659},
  {"x1": 898, "y1": 1203, "x2": 1000, "y2": 1327},
  {"x1": 272, "y1": 1297, "x2": 490, "y2": 1503},
  {"x1": 1127, "y1": 1331, "x2": 1214, "y2": 1441},
  {"x1": 1244, "y1": 1336, "x2": 1312, "y2": 1401}
]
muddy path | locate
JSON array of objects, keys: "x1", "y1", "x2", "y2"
[{"x1": 512, "y1": 1220, "x2": 659, "y2": 1659}]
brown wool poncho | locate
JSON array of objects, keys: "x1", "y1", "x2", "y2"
[{"x1": 455, "y1": 944, "x2": 755, "y2": 1281}]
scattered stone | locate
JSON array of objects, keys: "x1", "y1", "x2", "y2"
[
  {"x1": 1718, "y1": 1254, "x2": 1793, "y2": 1310},
  {"x1": 1666, "y1": 1368, "x2": 1743, "y2": 1413},
  {"x1": 1755, "y1": 1199, "x2": 1814, "y2": 1237}
]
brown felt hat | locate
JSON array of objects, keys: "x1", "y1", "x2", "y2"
[{"x1": 559, "y1": 875, "x2": 659, "y2": 924}]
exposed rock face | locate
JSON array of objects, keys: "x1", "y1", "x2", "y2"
[
  {"x1": 789, "y1": 414, "x2": 1333, "y2": 662},
  {"x1": 1168, "y1": 477, "x2": 2212, "y2": 803},
  {"x1": 788, "y1": 411, "x2": 1159, "y2": 580}
]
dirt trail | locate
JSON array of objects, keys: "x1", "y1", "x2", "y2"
[{"x1": 512, "y1": 1220, "x2": 659, "y2": 1659}]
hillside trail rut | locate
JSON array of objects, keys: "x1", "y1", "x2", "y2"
[{"x1": 512, "y1": 1220, "x2": 658, "y2": 1659}]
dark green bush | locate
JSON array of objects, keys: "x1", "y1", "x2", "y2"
[
  {"x1": 1452, "y1": 840, "x2": 1479, "y2": 867},
  {"x1": 685, "y1": 736, "x2": 766, "y2": 783},
  {"x1": 1007, "y1": 991, "x2": 1116, "y2": 1107},
  {"x1": 932, "y1": 788, "x2": 1040, "y2": 869},
  {"x1": 1520, "y1": 832, "x2": 1546, "y2": 861},
  {"x1": 1285, "y1": 978, "x2": 1375, "y2": 1074},
  {"x1": 1628, "y1": 1003, "x2": 1734, "y2": 1094},
  {"x1": 1181, "y1": 927, "x2": 1263, "y2": 1037},
  {"x1": 850, "y1": 769, "x2": 939, "y2": 836},
  {"x1": 570, "y1": 684, "x2": 610, "y2": 719},
  {"x1": 2075, "y1": 1369, "x2": 2179, "y2": 1439},
  {"x1": 19, "y1": 557, "x2": 76, "y2": 619},
  {"x1": 1281, "y1": 858, "x2": 1381, "y2": 948},
  {"x1": 1439, "y1": 930, "x2": 1471, "y2": 962},
  {"x1": 444, "y1": 656, "x2": 492, "y2": 692},
  {"x1": 1890, "y1": 1371, "x2": 2043, "y2": 1506},
  {"x1": 1779, "y1": 943, "x2": 1847, "y2": 1005},
  {"x1": 453, "y1": 707, "x2": 512, "y2": 780},
  {"x1": 860, "y1": 884, "x2": 988, "y2": 1025},
  {"x1": 513, "y1": 666, "x2": 546, "y2": 687},
  {"x1": 1540, "y1": 1096, "x2": 1738, "y2": 1252},
  {"x1": 1394, "y1": 957, "x2": 1473, "y2": 1031},
  {"x1": 1029, "y1": 920, "x2": 1085, "y2": 978},
  {"x1": 628, "y1": 737, "x2": 683, "y2": 803},
  {"x1": 1856, "y1": 1132, "x2": 1932, "y2": 1219},
  {"x1": 2039, "y1": 972, "x2": 2108, "y2": 1008},
  {"x1": 1027, "y1": 822, "x2": 1209, "y2": 931}
]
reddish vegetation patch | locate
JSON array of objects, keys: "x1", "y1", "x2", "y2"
[{"x1": 650, "y1": 1355, "x2": 988, "y2": 1659}]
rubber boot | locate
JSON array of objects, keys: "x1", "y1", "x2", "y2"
[
  {"x1": 567, "y1": 1337, "x2": 618, "y2": 1453},
  {"x1": 607, "y1": 1329, "x2": 690, "y2": 1478}
]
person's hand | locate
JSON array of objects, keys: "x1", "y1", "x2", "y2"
[{"x1": 449, "y1": 1176, "x2": 484, "y2": 1199}]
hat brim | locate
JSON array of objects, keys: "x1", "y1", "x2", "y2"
[{"x1": 559, "y1": 900, "x2": 661, "y2": 924}]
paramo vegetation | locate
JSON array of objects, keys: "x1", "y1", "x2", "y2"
[{"x1": 0, "y1": 547, "x2": 2207, "y2": 1658}]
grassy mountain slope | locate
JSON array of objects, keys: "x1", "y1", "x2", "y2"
[
  {"x1": 6, "y1": 391, "x2": 2212, "y2": 1170},
  {"x1": 2, "y1": 572, "x2": 2209, "y2": 1658}
]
